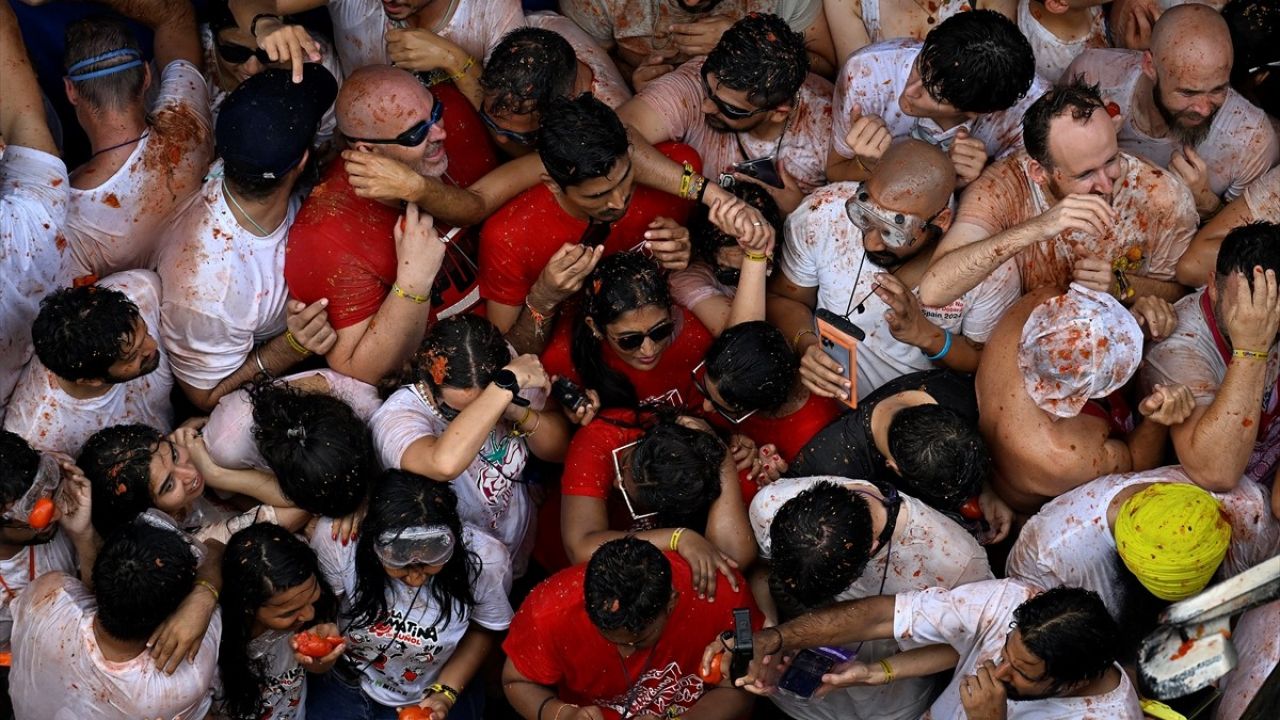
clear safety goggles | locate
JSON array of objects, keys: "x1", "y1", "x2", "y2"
[
  {"x1": 844, "y1": 190, "x2": 933, "y2": 249},
  {"x1": 136, "y1": 509, "x2": 206, "y2": 563},
  {"x1": 2, "y1": 454, "x2": 62, "y2": 529},
  {"x1": 374, "y1": 525, "x2": 456, "y2": 568}
]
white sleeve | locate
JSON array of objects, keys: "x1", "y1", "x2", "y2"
[
  {"x1": 161, "y1": 299, "x2": 252, "y2": 390},
  {"x1": 893, "y1": 579, "x2": 1026, "y2": 650},
  {"x1": 154, "y1": 60, "x2": 212, "y2": 121},
  {"x1": 369, "y1": 391, "x2": 439, "y2": 470},
  {"x1": 309, "y1": 519, "x2": 358, "y2": 602},
  {"x1": 779, "y1": 203, "x2": 822, "y2": 288},
  {"x1": 1, "y1": 146, "x2": 70, "y2": 249},
  {"x1": 466, "y1": 531, "x2": 515, "y2": 631},
  {"x1": 202, "y1": 388, "x2": 258, "y2": 469},
  {"x1": 954, "y1": 259, "x2": 1020, "y2": 344}
]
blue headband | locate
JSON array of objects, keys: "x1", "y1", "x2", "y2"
[{"x1": 67, "y1": 48, "x2": 144, "y2": 82}]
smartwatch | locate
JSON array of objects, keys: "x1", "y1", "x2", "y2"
[{"x1": 492, "y1": 369, "x2": 530, "y2": 407}]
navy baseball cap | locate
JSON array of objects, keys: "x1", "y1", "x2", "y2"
[{"x1": 216, "y1": 63, "x2": 338, "y2": 180}]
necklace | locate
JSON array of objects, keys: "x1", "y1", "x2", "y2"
[
  {"x1": 733, "y1": 114, "x2": 791, "y2": 164},
  {"x1": 88, "y1": 130, "x2": 149, "y2": 160},
  {"x1": 222, "y1": 180, "x2": 270, "y2": 236}
]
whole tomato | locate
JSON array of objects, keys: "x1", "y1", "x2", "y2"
[
  {"x1": 699, "y1": 650, "x2": 725, "y2": 684},
  {"x1": 27, "y1": 497, "x2": 55, "y2": 530},
  {"x1": 398, "y1": 707, "x2": 432, "y2": 720},
  {"x1": 959, "y1": 496, "x2": 984, "y2": 521}
]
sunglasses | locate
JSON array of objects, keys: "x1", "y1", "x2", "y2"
[
  {"x1": 610, "y1": 319, "x2": 676, "y2": 352},
  {"x1": 216, "y1": 42, "x2": 273, "y2": 66},
  {"x1": 700, "y1": 73, "x2": 773, "y2": 120},
  {"x1": 479, "y1": 107, "x2": 539, "y2": 146},
  {"x1": 612, "y1": 441, "x2": 659, "y2": 526},
  {"x1": 691, "y1": 360, "x2": 757, "y2": 424},
  {"x1": 347, "y1": 99, "x2": 444, "y2": 146}
]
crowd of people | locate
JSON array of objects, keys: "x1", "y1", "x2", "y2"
[{"x1": 0, "y1": 0, "x2": 1278, "y2": 718}]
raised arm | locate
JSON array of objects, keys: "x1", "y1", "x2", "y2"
[
  {"x1": 0, "y1": 2, "x2": 58, "y2": 155},
  {"x1": 95, "y1": 0, "x2": 200, "y2": 69}
]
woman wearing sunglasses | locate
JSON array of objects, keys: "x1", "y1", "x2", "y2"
[
  {"x1": 305, "y1": 470, "x2": 513, "y2": 720},
  {"x1": 560, "y1": 411, "x2": 756, "y2": 602},
  {"x1": 370, "y1": 315, "x2": 571, "y2": 578}
]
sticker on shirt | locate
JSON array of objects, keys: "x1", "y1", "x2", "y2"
[{"x1": 600, "y1": 661, "x2": 702, "y2": 718}]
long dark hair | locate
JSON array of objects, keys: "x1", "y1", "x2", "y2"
[
  {"x1": 349, "y1": 470, "x2": 478, "y2": 630},
  {"x1": 249, "y1": 379, "x2": 375, "y2": 518},
  {"x1": 412, "y1": 314, "x2": 511, "y2": 394},
  {"x1": 219, "y1": 523, "x2": 335, "y2": 720},
  {"x1": 572, "y1": 252, "x2": 672, "y2": 409}
]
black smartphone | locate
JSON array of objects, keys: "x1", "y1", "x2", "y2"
[
  {"x1": 729, "y1": 608, "x2": 754, "y2": 683},
  {"x1": 551, "y1": 377, "x2": 588, "y2": 413},
  {"x1": 777, "y1": 647, "x2": 853, "y2": 698},
  {"x1": 733, "y1": 156, "x2": 785, "y2": 189},
  {"x1": 578, "y1": 220, "x2": 612, "y2": 248}
]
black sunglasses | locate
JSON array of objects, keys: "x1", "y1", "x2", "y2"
[
  {"x1": 347, "y1": 99, "x2": 444, "y2": 146},
  {"x1": 216, "y1": 42, "x2": 273, "y2": 66},
  {"x1": 700, "y1": 73, "x2": 772, "y2": 120},
  {"x1": 610, "y1": 319, "x2": 676, "y2": 352},
  {"x1": 479, "y1": 107, "x2": 539, "y2": 146}
]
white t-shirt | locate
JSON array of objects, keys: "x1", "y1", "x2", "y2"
[
  {"x1": 324, "y1": 0, "x2": 524, "y2": 79},
  {"x1": 63, "y1": 60, "x2": 213, "y2": 281},
  {"x1": 1016, "y1": 1, "x2": 1107, "y2": 83},
  {"x1": 0, "y1": 532, "x2": 77, "y2": 653},
  {"x1": 156, "y1": 172, "x2": 297, "y2": 391},
  {"x1": 635, "y1": 57, "x2": 834, "y2": 188},
  {"x1": 0, "y1": 146, "x2": 70, "y2": 420},
  {"x1": 213, "y1": 629, "x2": 307, "y2": 720},
  {"x1": 203, "y1": 368, "x2": 381, "y2": 471},
  {"x1": 371, "y1": 384, "x2": 544, "y2": 577},
  {"x1": 1243, "y1": 163, "x2": 1280, "y2": 223},
  {"x1": 10, "y1": 572, "x2": 222, "y2": 720},
  {"x1": 780, "y1": 182, "x2": 1020, "y2": 398},
  {"x1": 832, "y1": 40, "x2": 1049, "y2": 162},
  {"x1": 894, "y1": 579, "x2": 1144, "y2": 719},
  {"x1": 858, "y1": 0, "x2": 975, "y2": 43},
  {"x1": 200, "y1": 25, "x2": 341, "y2": 148},
  {"x1": 1006, "y1": 466, "x2": 1280, "y2": 619},
  {"x1": 1214, "y1": 599, "x2": 1279, "y2": 720},
  {"x1": 311, "y1": 519, "x2": 514, "y2": 708},
  {"x1": 3, "y1": 270, "x2": 174, "y2": 457},
  {"x1": 750, "y1": 476, "x2": 992, "y2": 720},
  {"x1": 1066, "y1": 49, "x2": 1279, "y2": 202},
  {"x1": 526, "y1": 12, "x2": 632, "y2": 110}
]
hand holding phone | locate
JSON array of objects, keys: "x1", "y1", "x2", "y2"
[{"x1": 814, "y1": 308, "x2": 862, "y2": 409}]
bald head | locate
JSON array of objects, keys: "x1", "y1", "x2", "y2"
[
  {"x1": 336, "y1": 65, "x2": 434, "y2": 139},
  {"x1": 868, "y1": 139, "x2": 956, "y2": 217},
  {"x1": 1151, "y1": 4, "x2": 1233, "y2": 71}
]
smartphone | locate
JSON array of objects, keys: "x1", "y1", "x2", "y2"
[
  {"x1": 814, "y1": 308, "x2": 862, "y2": 409},
  {"x1": 551, "y1": 377, "x2": 588, "y2": 413},
  {"x1": 733, "y1": 155, "x2": 785, "y2": 189},
  {"x1": 729, "y1": 608, "x2": 755, "y2": 683},
  {"x1": 579, "y1": 220, "x2": 612, "y2": 248},
  {"x1": 777, "y1": 647, "x2": 853, "y2": 699}
]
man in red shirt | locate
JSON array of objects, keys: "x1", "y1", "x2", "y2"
[
  {"x1": 503, "y1": 537, "x2": 760, "y2": 720},
  {"x1": 285, "y1": 65, "x2": 498, "y2": 384},
  {"x1": 479, "y1": 94, "x2": 702, "y2": 353}
]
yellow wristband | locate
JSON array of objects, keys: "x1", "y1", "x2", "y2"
[
  {"x1": 670, "y1": 527, "x2": 686, "y2": 551},
  {"x1": 678, "y1": 161, "x2": 694, "y2": 198},
  {"x1": 448, "y1": 56, "x2": 475, "y2": 81},
  {"x1": 879, "y1": 658, "x2": 895, "y2": 684},
  {"x1": 427, "y1": 682, "x2": 459, "y2": 705},
  {"x1": 284, "y1": 330, "x2": 312, "y2": 357},
  {"x1": 743, "y1": 250, "x2": 768, "y2": 262},
  {"x1": 392, "y1": 284, "x2": 430, "y2": 304},
  {"x1": 194, "y1": 579, "x2": 219, "y2": 603},
  {"x1": 1232, "y1": 348, "x2": 1268, "y2": 361}
]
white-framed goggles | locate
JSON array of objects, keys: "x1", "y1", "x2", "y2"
[
  {"x1": 844, "y1": 190, "x2": 933, "y2": 249},
  {"x1": 2, "y1": 454, "x2": 62, "y2": 530},
  {"x1": 611, "y1": 441, "x2": 659, "y2": 528},
  {"x1": 374, "y1": 524, "x2": 456, "y2": 568},
  {"x1": 136, "y1": 509, "x2": 206, "y2": 563}
]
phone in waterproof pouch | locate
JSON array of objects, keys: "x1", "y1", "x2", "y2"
[
  {"x1": 814, "y1": 308, "x2": 862, "y2": 409},
  {"x1": 733, "y1": 155, "x2": 785, "y2": 189},
  {"x1": 777, "y1": 647, "x2": 854, "y2": 699}
]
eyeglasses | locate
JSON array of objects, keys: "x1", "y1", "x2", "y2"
[
  {"x1": 215, "y1": 42, "x2": 273, "y2": 66},
  {"x1": 347, "y1": 99, "x2": 444, "y2": 146},
  {"x1": 479, "y1": 107, "x2": 539, "y2": 146},
  {"x1": 700, "y1": 73, "x2": 773, "y2": 120},
  {"x1": 610, "y1": 319, "x2": 676, "y2": 352},
  {"x1": 845, "y1": 190, "x2": 936, "y2": 249},
  {"x1": 612, "y1": 441, "x2": 659, "y2": 526},
  {"x1": 691, "y1": 361, "x2": 757, "y2": 424}
]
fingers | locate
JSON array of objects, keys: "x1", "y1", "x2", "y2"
[
  {"x1": 799, "y1": 348, "x2": 851, "y2": 399},
  {"x1": 715, "y1": 553, "x2": 739, "y2": 593}
]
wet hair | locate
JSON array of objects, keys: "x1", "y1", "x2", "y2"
[
  {"x1": 688, "y1": 181, "x2": 784, "y2": 269},
  {"x1": 80, "y1": 424, "x2": 165, "y2": 539},
  {"x1": 1013, "y1": 587, "x2": 1121, "y2": 687},
  {"x1": 702, "y1": 13, "x2": 809, "y2": 109},
  {"x1": 220, "y1": 523, "x2": 335, "y2": 720},
  {"x1": 32, "y1": 284, "x2": 143, "y2": 383},
  {"x1": 918, "y1": 10, "x2": 1036, "y2": 114},
  {"x1": 63, "y1": 16, "x2": 146, "y2": 112},
  {"x1": 1022, "y1": 79, "x2": 1107, "y2": 169},
  {"x1": 248, "y1": 380, "x2": 375, "y2": 518},
  {"x1": 584, "y1": 537, "x2": 672, "y2": 634},
  {"x1": 93, "y1": 519, "x2": 197, "y2": 642},
  {"x1": 539, "y1": 93, "x2": 630, "y2": 189},
  {"x1": 704, "y1": 322, "x2": 796, "y2": 414},
  {"x1": 480, "y1": 27, "x2": 577, "y2": 116},
  {"x1": 1215, "y1": 222, "x2": 1280, "y2": 292},
  {"x1": 573, "y1": 252, "x2": 672, "y2": 409},
  {"x1": 768, "y1": 481, "x2": 873, "y2": 616},
  {"x1": 412, "y1": 314, "x2": 511, "y2": 394},
  {"x1": 887, "y1": 405, "x2": 990, "y2": 512},
  {"x1": 0, "y1": 431, "x2": 41, "y2": 509},
  {"x1": 350, "y1": 470, "x2": 478, "y2": 630},
  {"x1": 630, "y1": 418, "x2": 725, "y2": 529}
]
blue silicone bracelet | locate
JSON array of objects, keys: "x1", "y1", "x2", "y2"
[{"x1": 924, "y1": 328, "x2": 952, "y2": 362}]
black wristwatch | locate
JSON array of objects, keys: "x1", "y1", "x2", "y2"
[{"x1": 492, "y1": 369, "x2": 530, "y2": 407}]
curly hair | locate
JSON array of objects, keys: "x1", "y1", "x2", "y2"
[
  {"x1": 32, "y1": 284, "x2": 142, "y2": 382},
  {"x1": 702, "y1": 13, "x2": 809, "y2": 109},
  {"x1": 768, "y1": 481, "x2": 874, "y2": 616},
  {"x1": 480, "y1": 27, "x2": 577, "y2": 116},
  {"x1": 584, "y1": 538, "x2": 672, "y2": 634},
  {"x1": 918, "y1": 10, "x2": 1036, "y2": 114}
]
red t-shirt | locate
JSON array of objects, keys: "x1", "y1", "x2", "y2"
[
  {"x1": 541, "y1": 305, "x2": 713, "y2": 412},
  {"x1": 478, "y1": 143, "x2": 701, "y2": 307},
  {"x1": 285, "y1": 83, "x2": 497, "y2": 328},
  {"x1": 502, "y1": 552, "x2": 760, "y2": 720},
  {"x1": 701, "y1": 391, "x2": 847, "y2": 465}
]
